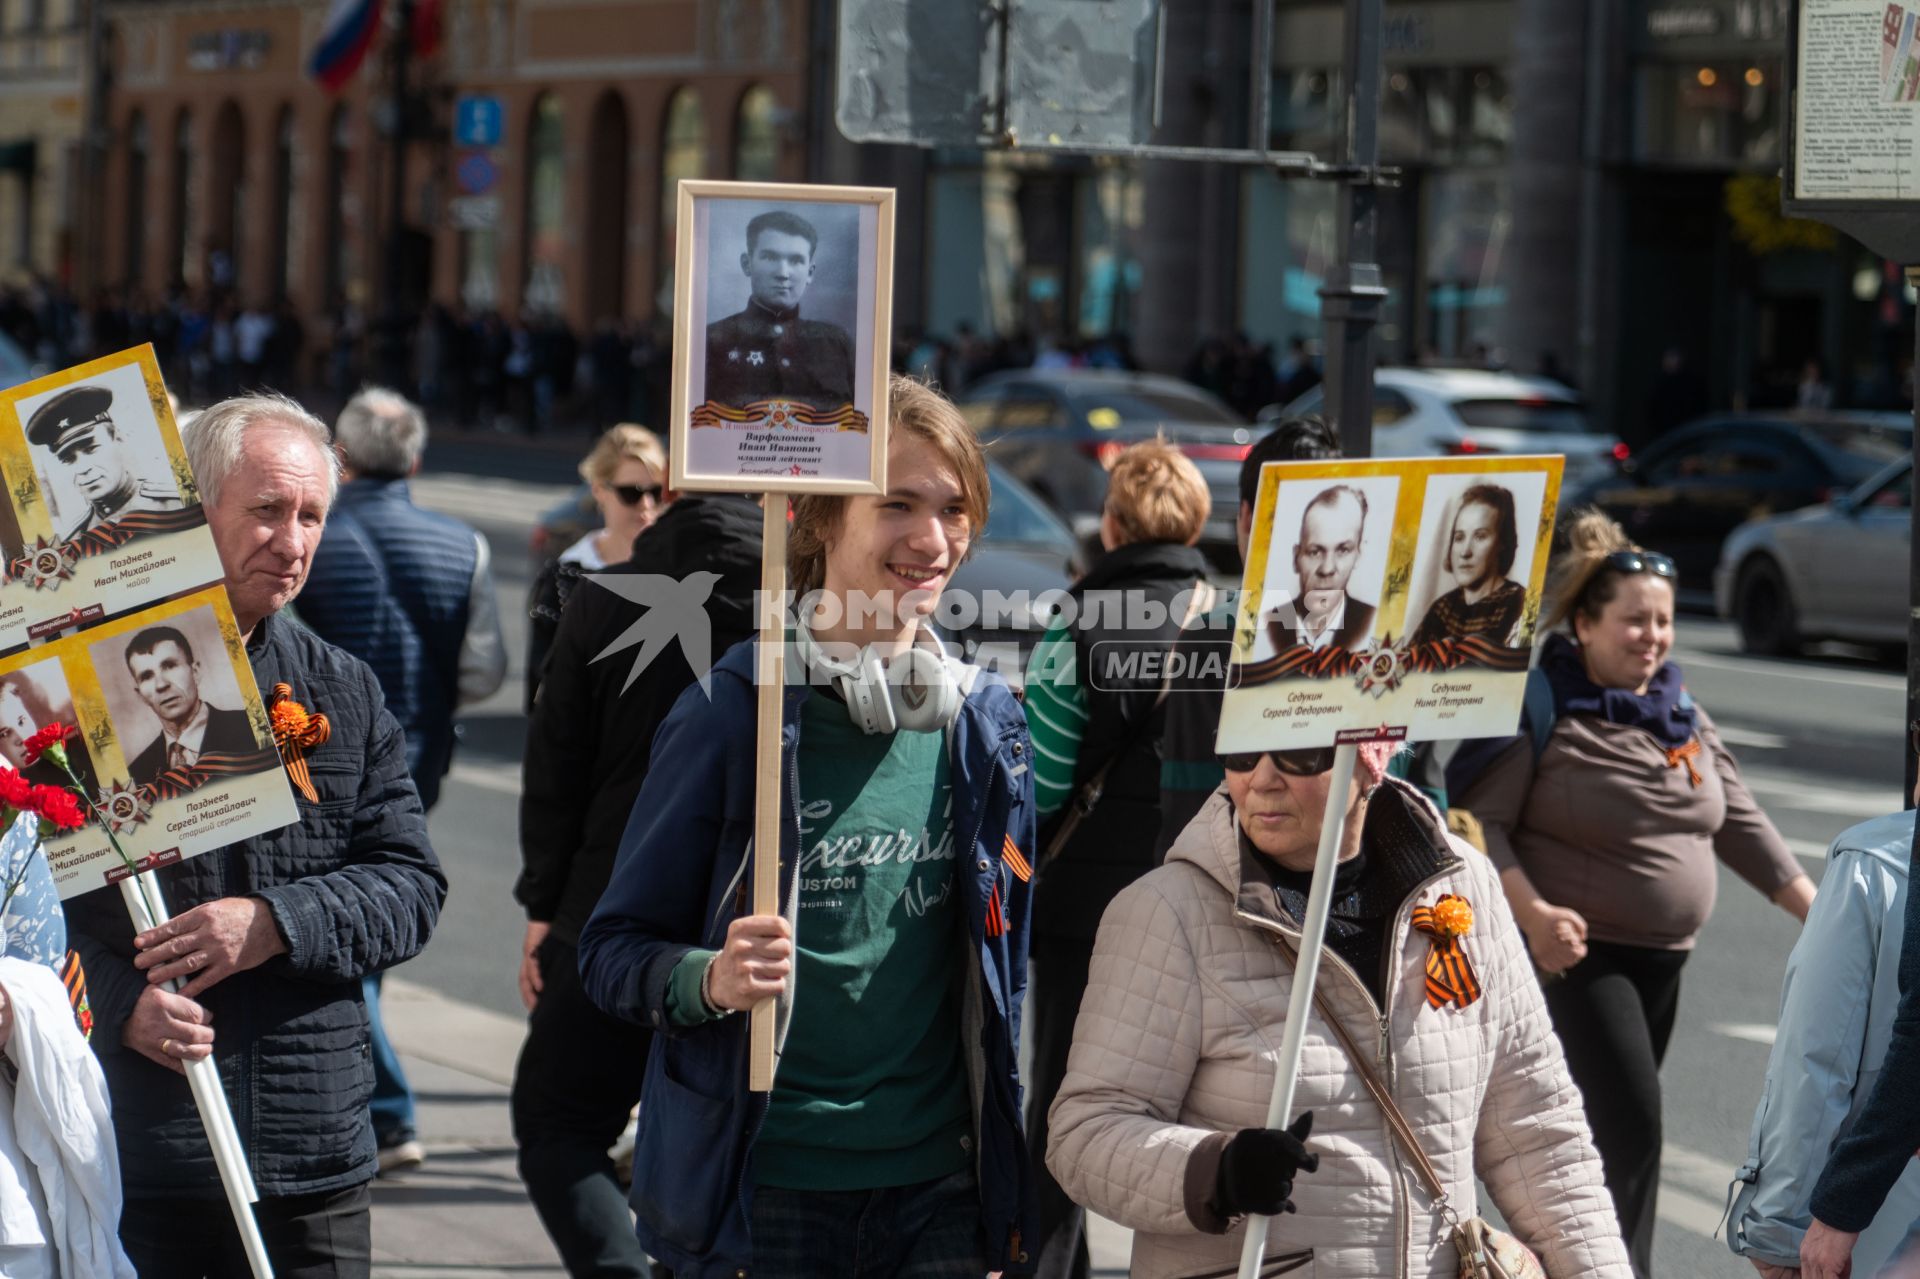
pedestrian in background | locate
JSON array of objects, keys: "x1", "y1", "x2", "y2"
[
  {"x1": 1454, "y1": 510, "x2": 1815, "y2": 1278},
  {"x1": 577, "y1": 376, "x2": 1037, "y2": 1278},
  {"x1": 513, "y1": 467, "x2": 762, "y2": 1279},
  {"x1": 64, "y1": 393, "x2": 446, "y2": 1275},
  {"x1": 524, "y1": 423, "x2": 668, "y2": 706},
  {"x1": 1048, "y1": 742, "x2": 1632, "y2": 1278},
  {"x1": 1019, "y1": 436, "x2": 1214, "y2": 1279},
  {"x1": 1728, "y1": 765, "x2": 1920, "y2": 1278},
  {"x1": 298, "y1": 385, "x2": 507, "y2": 1175}
]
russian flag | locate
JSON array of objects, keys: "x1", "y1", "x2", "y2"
[{"x1": 309, "y1": 0, "x2": 384, "y2": 93}]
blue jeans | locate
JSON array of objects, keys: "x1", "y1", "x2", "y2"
[
  {"x1": 751, "y1": 1169, "x2": 983, "y2": 1279},
  {"x1": 364, "y1": 971, "x2": 416, "y2": 1145}
]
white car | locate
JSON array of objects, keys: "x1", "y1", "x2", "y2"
[
  {"x1": 1266, "y1": 367, "x2": 1627, "y2": 495},
  {"x1": 1714, "y1": 455, "x2": 1912, "y2": 656}
]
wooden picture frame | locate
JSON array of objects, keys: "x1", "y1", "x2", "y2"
[{"x1": 668, "y1": 180, "x2": 895, "y2": 495}]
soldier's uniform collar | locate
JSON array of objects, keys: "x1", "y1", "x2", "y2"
[{"x1": 747, "y1": 297, "x2": 800, "y2": 324}]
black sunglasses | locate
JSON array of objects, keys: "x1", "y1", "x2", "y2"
[
  {"x1": 1602, "y1": 549, "x2": 1677, "y2": 580},
  {"x1": 612, "y1": 483, "x2": 664, "y2": 507},
  {"x1": 1218, "y1": 746, "x2": 1338, "y2": 777}
]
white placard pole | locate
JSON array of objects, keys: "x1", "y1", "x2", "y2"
[
  {"x1": 119, "y1": 871, "x2": 274, "y2": 1279},
  {"x1": 1237, "y1": 742, "x2": 1359, "y2": 1279}
]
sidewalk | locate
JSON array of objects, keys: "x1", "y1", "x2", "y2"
[{"x1": 371, "y1": 978, "x2": 1132, "y2": 1277}]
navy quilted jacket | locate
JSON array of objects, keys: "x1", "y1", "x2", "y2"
[
  {"x1": 63, "y1": 612, "x2": 447, "y2": 1197},
  {"x1": 298, "y1": 477, "x2": 479, "y2": 809}
]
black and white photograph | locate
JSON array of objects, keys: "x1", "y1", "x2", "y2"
[
  {"x1": 88, "y1": 605, "x2": 263, "y2": 791},
  {"x1": 1402, "y1": 471, "x2": 1549, "y2": 654},
  {"x1": 670, "y1": 180, "x2": 894, "y2": 494},
  {"x1": 12, "y1": 360, "x2": 188, "y2": 546},
  {"x1": 0, "y1": 655, "x2": 98, "y2": 800},
  {"x1": 1249, "y1": 474, "x2": 1401, "y2": 661}
]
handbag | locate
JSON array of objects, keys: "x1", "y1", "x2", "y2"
[
  {"x1": 1038, "y1": 580, "x2": 1215, "y2": 868},
  {"x1": 1269, "y1": 931, "x2": 1546, "y2": 1279}
]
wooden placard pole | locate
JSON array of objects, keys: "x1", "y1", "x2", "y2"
[
  {"x1": 1237, "y1": 743, "x2": 1359, "y2": 1279},
  {"x1": 749, "y1": 498, "x2": 789, "y2": 1092}
]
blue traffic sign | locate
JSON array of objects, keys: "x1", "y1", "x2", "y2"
[
  {"x1": 454, "y1": 95, "x2": 504, "y2": 148},
  {"x1": 455, "y1": 150, "x2": 499, "y2": 195}
]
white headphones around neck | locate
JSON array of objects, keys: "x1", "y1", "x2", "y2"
[{"x1": 794, "y1": 621, "x2": 963, "y2": 735}]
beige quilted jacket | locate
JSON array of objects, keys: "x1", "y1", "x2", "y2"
[{"x1": 1047, "y1": 783, "x2": 1633, "y2": 1279}]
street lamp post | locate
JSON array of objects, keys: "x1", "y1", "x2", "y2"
[
  {"x1": 380, "y1": 0, "x2": 416, "y2": 388},
  {"x1": 1318, "y1": 0, "x2": 1388, "y2": 460}
]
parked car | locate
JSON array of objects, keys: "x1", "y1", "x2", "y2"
[
  {"x1": 1568, "y1": 411, "x2": 1910, "y2": 602},
  {"x1": 958, "y1": 370, "x2": 1256, "y2": 569},
  {"x1": 1714, "y1": 454, "x2": 1911, "y2": 656},
  {"x1": 1264, "y1": 367, "x2": 1625, "y2": 497},
  {"x1": 528, "y1": 459, "x2": 1080, "y2": 685}
]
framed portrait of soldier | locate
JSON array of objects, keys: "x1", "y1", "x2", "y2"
[
  {"x1": 0, "y1": 345, "x2": 224, "y2": 655},
  {"x1": 669, "y1": 181, "x2": 895, "y2": 494}
]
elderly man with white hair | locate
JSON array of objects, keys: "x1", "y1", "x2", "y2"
[{"x1": 62, "y1": 392, "x2": 448, "y2": 1278}]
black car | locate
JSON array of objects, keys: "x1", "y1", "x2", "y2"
[
  {"x1": 958, "y1": 370, "x2": 1255, "y2": 569},
  {"x1": 1566, "y1": 411, "x2": 1911, "y2": 600}
]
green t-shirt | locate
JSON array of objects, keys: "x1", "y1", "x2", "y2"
[{"x1": 753, "y1": 689, "x2": 973, "y2": 1191}]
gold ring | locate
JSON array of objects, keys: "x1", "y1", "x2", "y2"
[{"x1": 161, "y1": 1037, "x2": 174, "y2": 1055}]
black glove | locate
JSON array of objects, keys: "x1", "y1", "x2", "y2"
[{"x1": 1211, "y1": 1112, "x2": 1319, "y2": 1218}]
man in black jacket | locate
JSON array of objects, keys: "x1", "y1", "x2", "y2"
[
  {"x1": 514, "y1": 489, "x2": 763, "y2": 1278},
  {"x1": 63, "y1": 391, "x2": 447, "y2": 1278},
  {"x1": 1018, "y1": 439, "x2": 1215, "y2": 1279}
]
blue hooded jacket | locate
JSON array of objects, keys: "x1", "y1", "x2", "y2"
[{"x1": 578, "y1": 638, "x2": 1039, "y2": 1277}]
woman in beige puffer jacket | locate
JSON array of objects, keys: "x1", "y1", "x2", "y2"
[{"x1": 1047, "y1": 755, "x2": 1633, "y2": 1279}]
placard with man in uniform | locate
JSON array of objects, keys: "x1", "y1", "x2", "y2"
[
  {"x1": 704, "y1": 208, "x2": 857, "y2": 412},
  {"x1": 24, "y1": 382, "x2": 186, "y2": 544}
]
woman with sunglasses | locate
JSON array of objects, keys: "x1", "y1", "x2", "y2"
[
  {"x1": 1455, "y1": 510, "x2": 1815, "y2": 1278},
  {"x1": 526, "y1": 423, "x2": 669, "y2": 703},
  {"x1": 1047, "y1": 740, "x2": 1632, "y2": 1278}
]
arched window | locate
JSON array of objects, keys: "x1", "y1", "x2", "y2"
[
  {"x1": 325, "y1": 104, "x2": 353, "y2": 306},
  {"x1": 585, "y1": 91, "x2": 628, "y2": 322},
  {"x1": 733, "y1": 85, "x2": 778, "y2": 182},
  {"x1": 168, "y1": 108, "x2": 193, "y2": 285},
  {"x1": 270, "y1": 106, "x2": 295, "y2": 301},
  {"x1": 123, "y1": 111, "x2": 147, "y2": 290},
  {"x1": 524, "y1": 93, "x2": 566, "y2": 311},
  {"x1": 208, "y1": 100, "x2": 245, "y2": 292},
  {"x1": 657, "y1": 87, "x2": 706, "y2": 311}
]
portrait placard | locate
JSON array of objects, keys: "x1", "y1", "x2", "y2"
[
  {"x1": 0, "y1": 586, "x2": 298, "y2": 899},
  {"x1": 0, "y1": 345, "x2": 222, "y2": 655},
  {"x1": 669, "y1": 181, "x2": 894, "y2": 494},
  {"x1": 1216, "y1": 455, "x2": 1565, "y2": 752}
]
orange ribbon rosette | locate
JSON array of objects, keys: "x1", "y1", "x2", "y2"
[
  {"x1": 1410, "y1": 893, "x2": 1482, "y2": 1011},
  {"x1": 268, "y1": 683, "x2": 330, "y2": 803}
]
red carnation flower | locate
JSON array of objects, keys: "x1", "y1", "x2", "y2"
[
  {"x1": 21, "y1": 721, "x2": 73, "y2": 767},
  {"x1": 0, "y1": 766, "x2": 33, "y2": 812},
  {"x1": 26, "y1": 783, "x2": 85, "y2": 831}
]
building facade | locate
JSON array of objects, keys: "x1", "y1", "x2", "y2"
[
  {"x1": 96, "y1": 0, "x2": 808, "y2": 334},
  {"x1": 0, "y1": 0, "x2": 85, "y2": 287}
]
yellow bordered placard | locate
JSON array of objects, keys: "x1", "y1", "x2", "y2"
[
  {"x1": 0, "y1": 585, "x2": 298, "y2": 900},
  {"x1": 1216, "y1": 454, "x2": 1565, "y2": 753},
  {"x1": 0, "y1": 345, "x2": 222, "y2": 657}
]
